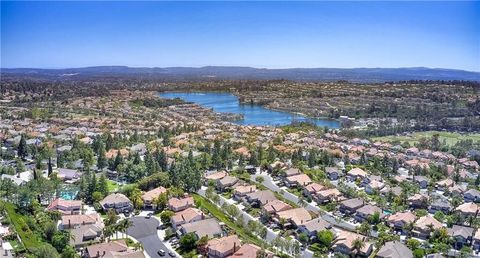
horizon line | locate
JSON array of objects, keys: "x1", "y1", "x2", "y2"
[{"x1": 2, "y1": 65, "x2": 479, "y2": 73}]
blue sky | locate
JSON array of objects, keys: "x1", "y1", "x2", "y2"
[{"x1": 1, "y1": 1, "x2": 479, "y2": 71}]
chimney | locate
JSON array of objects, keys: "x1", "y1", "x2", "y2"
[
  {"x1": 233, "y1": 242, "x2": 237, "y2": 252},
  {"x1": 181, "y1": 214, "x2": 185, "y2": 221},
  {"x1": 96, "y1": 251, "x2": 100, "y2": 257},
  {"x1": 69, "y1": 219, "x2": 71, "y2": 228}
]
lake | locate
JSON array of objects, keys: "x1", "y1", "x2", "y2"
[{"x1": 159, "y1": 92, "x2": 340, "y2": 128}]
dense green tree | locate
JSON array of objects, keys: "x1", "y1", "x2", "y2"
[
  {"x1": 48, "y1": 157, "x2": 53, "y2": 176},
  {"x1": 97, "y1": 142, "x2": 107, "y2": 169},
  {"x1": 179, "y1": 232, "x2": 197, "y2": 251},
  {"x1": 317, "y1": 230, "x2": 334, "y2": 249},
  {"x1": 31, "y1": 244, "x2": 60, "y2": 258},
  {"x1": 51, "y1": 231, "x2": 70, "y2": 253},
  {"x1": 97, "y1": 173, "x2": 109, "y2": 197},
  {"x1": 18, "y1": 134, "x2": 28, "y2": 159},
  {"x1": 160, "y1": 210, "x2": 174, "y2": 225}
]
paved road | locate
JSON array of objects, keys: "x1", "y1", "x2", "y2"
[
  {"x1": 128, "y1": 216, "x2": 175, "y2": 258},
  {"x1": 251, "y1": 172, "x2": 379, "y2": 237}
]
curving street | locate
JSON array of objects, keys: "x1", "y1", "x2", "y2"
[{"x1": 128, "y1": 216, "x2": 176, "y2": 258}]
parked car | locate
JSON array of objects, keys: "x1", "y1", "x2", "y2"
[
  {"x1": 157, "y1": 250, "x2": 166, "y2": 256},
  {"x1": 168, "y1": 251, "x2": 176, "y2": 257}
]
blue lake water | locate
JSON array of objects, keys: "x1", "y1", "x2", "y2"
[{"x1": 159, "y1": 92, "x2": 340, "y2": 128}]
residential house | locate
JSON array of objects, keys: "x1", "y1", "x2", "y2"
[
  {"x1": 354, "y1": 204, "x2": 382, "y2": 222},
  {"x1": 283, "y1": 168, "x2": 301, "y2": 178},
  {"x1": 285, "y1": 174, "x2": 312, "y2": 188},
  {"x1": 472, "y1": 230, "x2": 480, "y2": 252},
  {"x1": 448, "y1": 225, "x2": 475, "y2": 249},
  {"x1": 346, "y1": 168, "x2": 367, "y2": 181},
  {"x1": 245, "y1": 190, "x2": 277, "y2": 207},
  {"x1": 100, "y1": 193, "x2": 133, "y2": 213},
  {"x1": 61, "y1": 213, "x2": 102, "y2": 229},
  {"x1": 178, "y1": 218, "x2": 223, "y2": 239},
  {"x1": 455, "y1": 202, "x2": 479, "y2": 218},
  {"x1": 413, "y1": 215, "x2": 442, "y2": 239},
  {"x1": 57, "y1": 168, "x2": 81, "y2": 182},
  {"x1": 297, "y1": 218, "x2": 332, "y2": 238},
  {"x1": 332, "y1": 231, "x2": 372, "y2": 257},
  {"x1": 406, "y1": 147, "x2": 419, "y2": 156},
  {"x1": 233, "y1": 185, "x2": 256, "y2": 200},
  {"x1": 339, "y1": 198, "x2": 364, "y2": 215},
  {"x1": 217, "y1": 176, "x2": 239, "y2": 191},
  {"x1": 168, "y1": 196, "x2": 194, "y2": 212},
  {"x1": 241, "y1": 165, "x2": 256, "y2": 174},
  {"x1": 450, "y1": 184, "x2": 467, "y2": 196},
  {"x1": 376, "y1": 241, "x2": 413, "y2": 258},
  {"x1": 171, "y1": 208, "x2": 204, "y2": 230},
  {"x1": 204, "y1": 171, "x2": 227, "y2": 184},
  {"x1": 325, "y1": 167, "x2": 342, "y2": 181},
  {"x1": 142, "y1": 187, "x2": 167, "y2": 209},
  {"x1": 386, "y1": 211, "x2": 416, "y2": 232},
  {"x1": 436, "y1": 178, "x2": 454, "y2": 191},
  {"x1": 207, "y1": 235, "x2": 241, "y2": 258},
  {"x1": 70, "y1": 224, "x2": 103, "y2": 248},
  {"x1": 464, "y1": 189, "x2": 480, "y2": 203},
  {"x1": 365, "y1": 180, "x2": 385, "y2": 194},
  {"x1": 408, "y1": 194, "x2": 428, "y2": 209},
  {"x1": 230, "y1": 243, "x2": 268, "y2": 258},
  {"x1": 262, "y1": 200, "x2": 292, "y2": 215},
  {"x1": 47, "y1": 198, "x2": 82, "y2": 215},
  {"x1": 303, "y1": 183, "x2": 326, "y2": 198},
  {"x1": 316, "y1": 188, "x2": 342, "y2": 204},
  {"x1": 275, "y1": 208, "x2": 312, "y2": 228},
  {"x1": 429, "y1": 198, "x2": 452, "y2": 214},
  {"x1": 414, "y1": 176, "x2": 429, "y2": 189},
  {"x1": 0, "y1": 174, "x2": 27, "y2": 186},
  {"x1": 85, "y1": 240, "x2": 145, "y2": 258}
]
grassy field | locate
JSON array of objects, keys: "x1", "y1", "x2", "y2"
[
  {"x1": 2, "y1": 202, "x2": 42, "y2": 252},
  {"x1": 192, "y1": 194, "x2": 264, "y2": 246},
  {"x1": 373, "y1": 131, "x2": 480, "y2": 146}
]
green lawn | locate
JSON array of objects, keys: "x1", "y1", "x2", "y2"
[
  {"x1": 2, "y1": 202, "x2": 42, "y2": 251},
  {"x1": 107, "y1": 180, "x2": 119, "y2": 192},
  {"x1": 372, "y1": 131, "x2": 480, "y2": 146},
  {"x1": 192, "y1": 194, "x2": 264, "y2": 246}
]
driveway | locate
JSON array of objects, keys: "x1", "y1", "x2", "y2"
[{"x1": 128, "y1": 216, "x2": 176, "y2": 258}]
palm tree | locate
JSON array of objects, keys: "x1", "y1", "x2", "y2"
[
  {"x1": 403, "y1": 221, "x2": 414, "y2": 237},
  {"x1": 118, "y1": 219, "x2": 133, "y2": 239},
  {"x1": 357, "y1": 221, "x2": 372, "y2": 236},
  {"x1": 352, "y1": 237, "x2": 365, "y2": 256},
  {"x1": 297, "y1": 196, "x2": 308, "y2": 207},
  {"x1": 279, "y1": 217, "x2": 288, "y2": 229},
  {"x1": 103, "y1": 225, "x2": 115, "y2": 242}
]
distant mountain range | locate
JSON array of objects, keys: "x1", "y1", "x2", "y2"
[{"x1": 2, "y1": 66, "x2": 479, "y2": 82}]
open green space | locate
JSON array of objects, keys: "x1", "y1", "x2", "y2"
[
  {"x1": 372, "y1": 131, "x2": 480, "y2": 146},
  {"x1": 192, "y1": 194, "x2": 264, "y2": 246},
  {"x1": 2, "y1": 202, "x2": 42, "y2": 252}
]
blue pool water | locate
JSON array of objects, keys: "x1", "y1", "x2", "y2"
[
  {"x1": 159, "y1": 92, "x2": 340, "y2": 128},
  {"x1": 59, "y1": 185, "x2": 79, "y2": 200}
]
